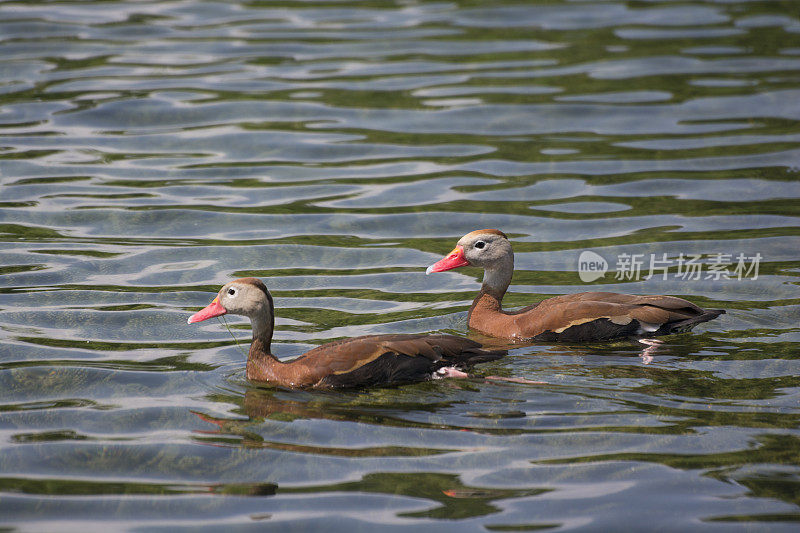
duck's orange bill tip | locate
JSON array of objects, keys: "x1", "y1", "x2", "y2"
[
  {"x1": 187, "y1": 297, "x2": 226, "y2": 324},
  {"x1": 425, "y1": 245, "x2": 469, "y2": 274}
]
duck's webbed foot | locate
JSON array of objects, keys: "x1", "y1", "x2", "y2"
[
  {"x1": 434, "y1": 367, "x2": 547, "y2": 385},
  {"x1": 638, "y1": 338, "x2": 664, "y2": 364},
  {"x1": 434, "y1": 366, "x2": 470, "y2": 379}
]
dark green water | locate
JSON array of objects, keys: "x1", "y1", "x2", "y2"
[{"x1": 1, "y1": 0, "x2": 799, "y2": 530}]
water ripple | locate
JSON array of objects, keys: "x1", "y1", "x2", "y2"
[{"x1": 1, "y1": 0, "x2": 799, "y2": 530}]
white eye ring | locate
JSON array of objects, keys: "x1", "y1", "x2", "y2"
[
  {"x1": 227, "y1": 287, "x2": 238, "y2": 297},
  {"x1": 474, "y1": 241, "x2": 486, "y2": 249}
]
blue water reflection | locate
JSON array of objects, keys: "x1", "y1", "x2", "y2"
[{"x1": 1, "y1": 0, "x2": 799, "y2": 530}]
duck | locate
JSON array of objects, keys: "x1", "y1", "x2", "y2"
[
  {"x1": 187, "y1": 277, "x2": 506, "y2": 388},
  {"x1": 425, "y1": 229, "x2": 725, "y2": 342}
]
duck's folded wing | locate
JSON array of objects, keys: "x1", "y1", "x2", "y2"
[
  {"x1": 297, "y1": 334, "x2": 506, "y2": 387},
  {"x1": 520, "y1": 294, "x2": 723, "y2": 340},
  {"x1": 300, "y1": 334, "x2": 502, "y2": 372}
]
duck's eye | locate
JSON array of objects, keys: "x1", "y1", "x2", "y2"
[
  {"x1": 474, "y1": 241, "x2": 486, "y2": 249},
  {"x1": 227, "y1": 287, "x2": 237, "y2": 297}
]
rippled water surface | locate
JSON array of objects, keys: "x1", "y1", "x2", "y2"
[{"x1": 2, "y1": 0, "x2": 800, "y2": 530}]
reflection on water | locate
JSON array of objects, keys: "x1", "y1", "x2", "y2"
[{"x1": 1, "y1": 0, "x2": 799, "y2": 530}]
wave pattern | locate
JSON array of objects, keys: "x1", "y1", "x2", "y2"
[{"x1": 1, "y1": 0, "x2": 799, "y2": 530}]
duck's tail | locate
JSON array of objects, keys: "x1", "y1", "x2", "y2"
[{"x1": 655, "y1": 309, "x2": 726, "y2": 335}]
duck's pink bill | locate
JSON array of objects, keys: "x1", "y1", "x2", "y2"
[
  {"x1": 426, "y1": 245, "x2": 469, "y2": 274},
  {"x1": 187, "y1": 297, "x2": 227, "y2": 324}
]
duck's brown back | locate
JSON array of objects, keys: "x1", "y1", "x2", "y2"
[
  {"x1": 469, "y1": 291, "x2": 724, "y2": 341},
  {"x1": 249, "y1": 334, "x2": 506, "y2": 388}
]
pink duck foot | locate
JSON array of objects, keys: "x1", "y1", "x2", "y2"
[
  {"x1": 434, "y1": 366, "x2": 470, "y2": 379},
  {"x1": 638, "y1": 338, "x2": 664, "y2": 364}
]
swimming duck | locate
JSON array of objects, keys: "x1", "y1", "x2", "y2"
[
  {"x1": 188, "y1": 277, "x2": 506, "y2": 388},
  {"x1": 426, "y1": 229, "x2": 725, "y2": 342}
]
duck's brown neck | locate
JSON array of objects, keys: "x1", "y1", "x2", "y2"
[
  {"x1": 467, "y1": 255, "x2": 513, "y2": 327},
  {"x1": 479, "y1": 254, "x2": 513, "y2": 302},
  {"x1": 245, "y1": 300, "x2": 281, "y2": 381},
  {"x1": 250, "y1": 307, "x2": 274, "y2": 354}
]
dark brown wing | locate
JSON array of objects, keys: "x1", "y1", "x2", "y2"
[
  {"x1": 292, "y1": 334, "x2": 505, "y2": 388},
  {"x1": 514, "y1": 292, "x2": 724, "y2": 340}
]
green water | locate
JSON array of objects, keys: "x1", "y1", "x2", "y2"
[{"x1": 1, "y1": 0, "x2": 799, "y2": 530}]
